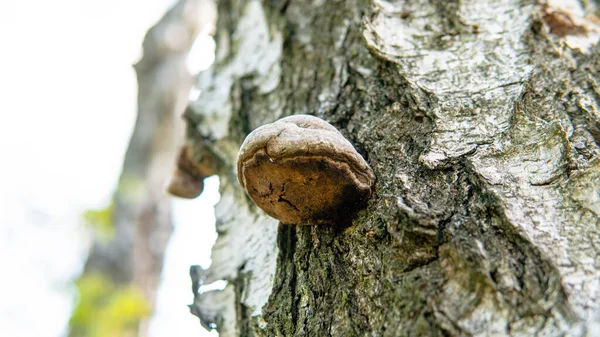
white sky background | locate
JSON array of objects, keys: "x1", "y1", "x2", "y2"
[{"x1": 0, "y1": 1, "x2": 218, "y2": 336}]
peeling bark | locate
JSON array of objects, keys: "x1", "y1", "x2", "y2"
[{"x1": 188, "y1": 0, "x2": 600, "y2": 336}]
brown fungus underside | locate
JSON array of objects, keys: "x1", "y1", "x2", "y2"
[
  {"x1": 167, "y1": 143, "x2": 219, "y2": 199},
  {"x1": 237, "y1": 115, "x2": 375, "y2": 225}
]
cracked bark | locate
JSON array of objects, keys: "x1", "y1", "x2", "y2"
[{"x1": 187, "y1": 0, "x2": 600, "y2": 336}]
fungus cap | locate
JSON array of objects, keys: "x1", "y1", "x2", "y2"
[{"x1": 237, "y1": 115, "x2": 375, "y2": 225}]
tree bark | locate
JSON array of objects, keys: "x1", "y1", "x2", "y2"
[{"x1": 187, "y1": 0, "x2": 600, "y2": 336}]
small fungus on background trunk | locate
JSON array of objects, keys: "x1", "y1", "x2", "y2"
[
  {"x1": 236, "y1": 115, "x2": 375, "y2": 225},
  {"x1": 167, "y1": 144, "x2": 218, "y2": 199}
]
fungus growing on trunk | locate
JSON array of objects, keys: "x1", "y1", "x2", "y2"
[
  {"x1": 237, "y1": 115, "x2": 375, "y2": 225},
  {"x1": 167, "y1": 144, "x2": 218, "y2": 199}
]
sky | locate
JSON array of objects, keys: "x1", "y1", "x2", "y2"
[{"x1": 0, "y1": 1, "x2": 218, "y2": 336}]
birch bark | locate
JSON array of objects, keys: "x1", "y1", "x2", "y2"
[{"x1": 188, "y1": 1, "x2": 600, "y2": 336}]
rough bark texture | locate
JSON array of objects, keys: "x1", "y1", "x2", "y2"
[
  {"x1": 188, "y1": 0, "x2": 600, "y2": 336},
  {"x1": 71, "y1": 1, "x2": 211, "y2": 336}
]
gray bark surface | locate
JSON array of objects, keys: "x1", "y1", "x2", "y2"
[{"x1": 188, "y1": 1, "x2": 600, "y2": 336}]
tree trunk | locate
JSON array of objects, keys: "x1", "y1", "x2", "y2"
[
  {"x1": 70, "y1": 1, "x2": 213, "y2": 336},
  {"x1": 187, "y1": 0, "x2": 600, "y2": 336}
]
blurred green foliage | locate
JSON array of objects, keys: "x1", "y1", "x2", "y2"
[
  {"x1": 69, "y1": 274, "x2": 150, "y2": 337},
  {"x1": 82, "y1": 203, "x2": 115, "y2": 240}
]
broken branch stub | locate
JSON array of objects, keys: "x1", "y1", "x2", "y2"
[{"x1": 237, "y1": 115, "x2": 375, "y2": 225}]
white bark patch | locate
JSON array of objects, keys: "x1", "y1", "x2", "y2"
[
  {"x1": 205, "y1": 180, "x2": 279, "y2": 319},
  {"x1": 188, "y1": 1, "x2": 283, "y2": 332},
  {"x1": 190, "y1": 0, "x2": 283, "y2": 142},
  {"x1": 473, "y1": 99, "x2": 600, "y2": 320},
  {"x1": 545, "y1": 0, "x2": 600, "y2": 53},
  {"x1": 364, "y1": 0, "x2": 534, "y2": 168}
]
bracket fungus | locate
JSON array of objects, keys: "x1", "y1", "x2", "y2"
[
  {"x1": 236, "y1": 115, "x2": 375, "y2": 225},
  {"x1": 167, "y1": 144, "x2": 218, "y2": 199}
]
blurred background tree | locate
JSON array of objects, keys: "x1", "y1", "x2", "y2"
[{"x1": 68, "y1": 1, "x2": 216, "y2": 336}]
